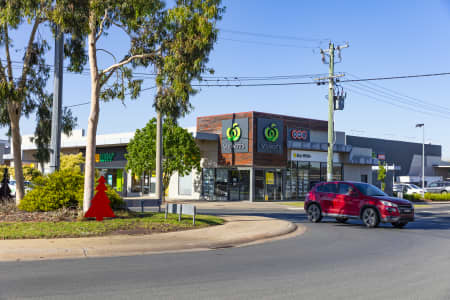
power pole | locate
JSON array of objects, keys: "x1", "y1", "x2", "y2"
[
  {"x1": 326, "y1": 43, "x2": 335, "y2": 182},
  {"x1": 319, "y1": 42, "x2": 349, "y2": 181},
  {"x1": 155, "y1": 85, "x2": 163, "y2": 201},
  {"x1": 49, "y1": 27, "x2": 64, "y2": 173}
]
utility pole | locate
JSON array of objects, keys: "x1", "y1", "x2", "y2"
[
  {"x1": 416, "y1": 123, "x2": 425, "y2": 196},
  {"x1": 155, "y1": 84, "x2": 163, "y2": 201},
  {"x1": 49, "y1": 27, "x2": 64, "y2": 173},
  {"x1": 319, "y1": 42, "x2": 349, "y2": 181}
]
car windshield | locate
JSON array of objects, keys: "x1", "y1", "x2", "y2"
[
  {"x1": 352, "y1": 182, "x2": 387, "y2": 196},
  {"x1": 408, "y1": 184, "x2": 420, "y2": 189}
]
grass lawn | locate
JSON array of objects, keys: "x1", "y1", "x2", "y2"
[
  {"x1": 279, "y1": 201, "x2": 305, "y2": 208},
  {"x1": 0, "y1": 212, "x2": 224, "y2": 240}
]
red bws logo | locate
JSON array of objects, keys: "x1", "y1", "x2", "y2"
[{"x1": 290, "y1": 129, "x2": 309, "y2": 141}]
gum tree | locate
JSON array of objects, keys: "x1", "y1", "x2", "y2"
[
  {"x1": 54, "y1": 0, "x2": 223, "y2": 212},
  {"x1": 0, "y1": 1, "x2": 86, "y2": 203}
]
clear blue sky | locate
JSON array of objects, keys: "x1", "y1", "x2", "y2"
[{"x1": 3, "y1": 0, "x2": 450, "y2": 159}]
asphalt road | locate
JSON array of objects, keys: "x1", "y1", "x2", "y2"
[{"x1": 1, "y1": 205, "x2": 449, "y2": 300}]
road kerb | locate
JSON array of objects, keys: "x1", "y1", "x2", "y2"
[{"x1": 0, "y1": 216, "x2": 302, "y2": 262}]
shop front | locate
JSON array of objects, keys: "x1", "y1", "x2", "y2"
[
  {"x1": 196, "y1": 111, "x2": 370, "y2": 202},
  {"x1": 89, "y1": 147, "x2": 128, "y2": 196}
]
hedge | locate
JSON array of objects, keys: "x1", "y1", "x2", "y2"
[{"x1": 403, "y1": 192, "x2": 450, "y2": 202}]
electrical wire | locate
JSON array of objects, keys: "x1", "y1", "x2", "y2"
[
  {"x1": 219, "y1": 28, "x2": 330, "y2": 42},
  {"x1": 219, "y1": 37, "x2": 318, "y2": 49},
  {"x1": 345, "y1": 82, "x2": 450, "y2": 116},
  {"x1": 344, "y1": 86, "x2": 450, "y2": 120},
  {"x1": 346, "y1": 73, "x2": 450, "y2": 113}
]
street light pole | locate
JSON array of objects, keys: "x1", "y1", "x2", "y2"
[{"x1": 416, "y1": 123, "x2": 425, "y2": 197}]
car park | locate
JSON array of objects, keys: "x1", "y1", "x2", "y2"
[
  {"x1": 393, "y1": 183, "x2": 423, "y2": 195},
  {"x1": 424, "y1": 181, "x2": 450, "y2": 194},
  {"x1": 8, "y1": 180, "x2": 33, "y2": 196},
  {"x1": 305, "y1": 181, "x2": 415, "y2": 228}
]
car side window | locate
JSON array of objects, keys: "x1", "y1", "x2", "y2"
[
  {"x1": 338, "y1": 183, "x2": 355, "y2": 196},
  {"x1": 323, "y1": 183, "x2": 338, "y2": 194},
  {"x1": 429, "y1": 183, "x2": 437, "y2": 187},
  {"x1": 316, "y1": 184, "x2": 325, "y2": 192}
]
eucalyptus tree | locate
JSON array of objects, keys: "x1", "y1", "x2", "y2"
[
  {"x1": 53, "y1": 0, "x2": 223, "y2": 212},
  {"x1": 0, "y1": 1, "x2": 85, "y2": 203}
]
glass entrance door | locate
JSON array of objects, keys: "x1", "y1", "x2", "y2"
[{"x1": 265, "y1": 170, "x2": 283, "y2": 201}]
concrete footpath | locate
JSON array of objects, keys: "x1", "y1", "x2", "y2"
[{"x1": 0, "y1": 215, "x2": 303, "y2": 262}]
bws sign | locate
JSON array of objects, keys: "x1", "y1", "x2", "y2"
[
  {"x1": 257, "y1": 118, "x2": 284, "y2": 154},
  {"x1": 221, "y1": 118, "x2": 249, "y2": 153},
  {"x1": 288, "y1": 128, "x2": 310, "y2": 142}
]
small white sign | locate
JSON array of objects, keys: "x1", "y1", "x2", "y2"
[{"x1": 290, "y1": 150, "x2": 339, "y2": 162}]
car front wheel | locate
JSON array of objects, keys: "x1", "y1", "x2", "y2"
[
  {"x1": 441, "y1": 191, "x2": 447, "y2": 194},
  {"x1": 362, "y1": 207, "x2": 380, "y2": 228},
  {"x1": 307, "y1": 203, "x2": 322, "y2": 223}
]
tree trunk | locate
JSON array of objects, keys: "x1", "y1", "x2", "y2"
[
  {"x1": 8, "y1": 103, "x2": 24, "y2": 204},
  {"x1": 83, "y1": 13, "x2": 100, "y2": 213}
]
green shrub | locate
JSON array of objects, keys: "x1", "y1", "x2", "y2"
[
  {"x1": 19, "y1": 169, "x2": 125, "y2": 212},
  {"x1": 19, "y1": 169, "x2": 84, "y2": 212},
  {"x1": 403, "y1": 192, "x2": 450, "y2": 202},
  {"x1": 105, "y1": 185, "x2": 125, "y2": 209}
]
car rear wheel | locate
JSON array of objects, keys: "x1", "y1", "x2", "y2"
[
  {"x1": 441, "y1": 191, "x2": 447, "y2": 194},
  {"x1": 362, "y1": 208, "x2": 380, "y2": 228},
  {"x1": 307, "y1": 203, "x2": 322, "y2": 223},
  {"x1": 336, "y1": 217, "x2": 348, "y2": 223},
  {"x1": 392, "y1": 221, "x2": 408, "y2": 228}
]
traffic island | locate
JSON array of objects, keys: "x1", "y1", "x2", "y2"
[
  {"x1": 0, "y1": 209, "x2": 224, "y2": 240},
  {"x1": 0, "y1": 215, "x2": 301, "y2": 261}
]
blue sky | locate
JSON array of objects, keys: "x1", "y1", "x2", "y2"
[{"x1": 3, "y1": 0, "x2": 450, "y2": 159}]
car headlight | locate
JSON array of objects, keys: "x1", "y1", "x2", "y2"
[{"x1": 380, "y1": 200, "x2": 398, "y2": 207}]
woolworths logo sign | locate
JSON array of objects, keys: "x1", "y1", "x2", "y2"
[
  {"x1": 226, "y1": 123, "x2": 241, "y2": 142},
  {"x1": 221, "y1": 118, "x2": 248, "y2": 153},
  {"x1": 264, "y1": 123, "x2": 279, "y2": 142},
  {"x1": 257, "y1": 118, "x2": 284, "y2": 154}
]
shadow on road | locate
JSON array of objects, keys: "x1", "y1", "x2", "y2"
[{"x1": 200, "y1": 209, "x2": 450, "y2": 231}]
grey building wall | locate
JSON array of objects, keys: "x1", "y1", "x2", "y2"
[{"x1": 346, "y1": 136, "x2": 441, "y2": 177}]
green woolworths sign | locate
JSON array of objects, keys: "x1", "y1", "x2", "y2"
[{"x1": 221, "y1": 118, "x2": 248, "y2": 153}]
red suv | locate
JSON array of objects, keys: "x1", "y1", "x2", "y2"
[{"x1": 305, "y1": 181, "x2": 415, "y2": 228}]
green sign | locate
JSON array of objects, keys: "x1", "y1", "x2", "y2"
[
  {"x1": 264, "y1": 123, "x2": 279, "y2": 142},
  {"x1": 226, "y1": 123, "x2": 241, "y2": 142},
  {"x1": 97, "y1": 152, "x2": 115, "y2": 162}
]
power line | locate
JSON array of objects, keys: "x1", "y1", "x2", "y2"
[
  {"x1": 345, "y1": 82, "x2": 450, "y2": 116},
  {"x1": 344, "y1": 86, "x2": 450, "y2": 120},
  {"x1": 339, "y1": 72, "x2": 450, "y2": 83},
  {"x1": 219, "y1": 37, "x2": 318, "y2": 49},
  {"x1": 64, "y1": 86, "x2": 157, "y2": 109},
  {"x1": 219, "y1": 28, "x2": 330, "y2": 42},
  {"x1": 346, "y1": 73, "x2": 450, "y2": 113}
]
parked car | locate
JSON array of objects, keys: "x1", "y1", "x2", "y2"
[
  {"x1": 8, "y1": 180, "x2": 33, "y2": 195},
  {"x1": 424, "y1": 181, "x2": 450, "y2": 194},
  {"x1": 393, "y1": 183, "x2": 423, "y2": 195},
  {"x1": 305, "y1": 181, "x2": 415, "y2": 228}
]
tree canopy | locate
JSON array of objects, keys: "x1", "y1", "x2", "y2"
[{"x1": 125, "y1": 118, "x2": 201, "y2": 190}]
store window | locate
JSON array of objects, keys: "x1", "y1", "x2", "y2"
[
  {"x1": 201, "y1": 168, "x2": 250, "y2": 201},
  {"x1": 178, "y1": 173, "x2": 192, "y2": 196},
  {"x1": 131, "y1": 171, "x2": 155, "y2": 194}
]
